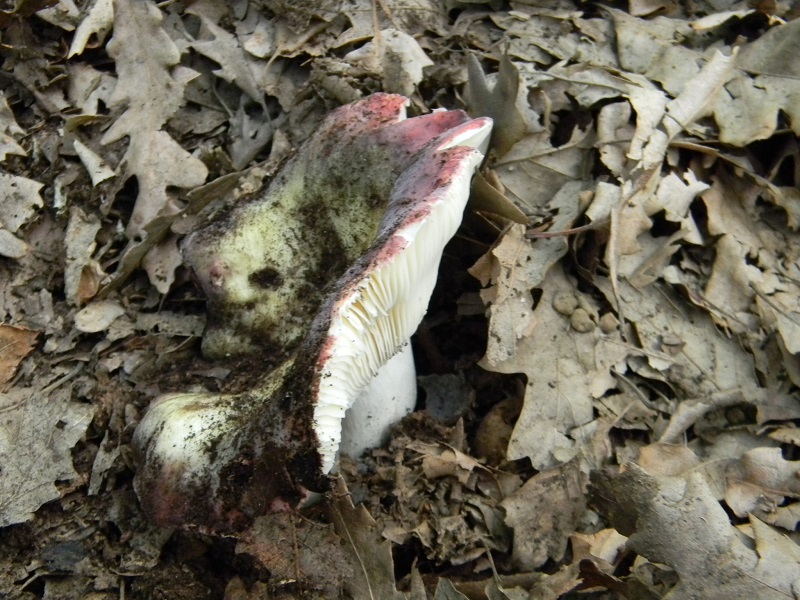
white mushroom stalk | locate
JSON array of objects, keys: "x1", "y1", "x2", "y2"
[{"x1": 132, "y1": 94, "x2": 492, "y2": 530}]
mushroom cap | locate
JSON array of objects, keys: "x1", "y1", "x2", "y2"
[
  {"x1": 302, "y1": 116, "x2": 493, "y2": 473},
  {"x1": 184, "y1": 94, "x2": 479, "y2": 359}
]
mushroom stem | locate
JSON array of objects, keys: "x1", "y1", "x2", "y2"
[{"x1": 339, "y1": 343, "x2": 416, "y2": 462}]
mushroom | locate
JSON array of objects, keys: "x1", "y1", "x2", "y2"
[
  {"x1": 184, "y1": 94, "x2": 478, "y2": 360},
  {"x1": 132, "y1": 94, "x2": 492, "y2": 530}
]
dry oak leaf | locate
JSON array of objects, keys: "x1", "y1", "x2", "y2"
[
  {"x1": 102, "y1": 0, "x2": 208, "y2": 274},
  {"x1": 501, "y1": 461, "x2": 587, "y2": 570},
  {"x1": 592, "y1": 464, "x2": 800, "y2": 600},
  {"x1": 0, "y1": 91, "x2": 27, "y2": 161},
  {"x1": 714, "y1": 19, "x2": 800, "y2": 145},
  {"x1": 0, "y1": 387, "x2": 95, "y2": 526},
  {"x1": 725, "y1": 447, "x2": 800, "y2": 521},
  {"x1": 101, "y1": 0, "x2": 183, "y2": 145},
  {"x1": 188, "y1": 11, "x2": 264, "y2": 103},
  {"x1": 491, "y1": 265, "x2": 623, "y2": 470},
  {"x1": 471, "y1": 183, "x2": 583, "y2": 371}
]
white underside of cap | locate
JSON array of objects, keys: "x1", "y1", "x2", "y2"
[{"x1": 313, "y1": 145, "x2": 486, "y2": 474}]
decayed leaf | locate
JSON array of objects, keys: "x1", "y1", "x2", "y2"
[
  {"x1": 344, "y1": 29, "x2": 433, "y2": 97},
  {"x1": 236, "y1": 512, "x2": 353, "y2": 597},
  {"x1": 736, "y1": 18, "x2": 800, "y2": 79},
  {"x1": 0, "y1": 173, "x2": 43, "y2": 234},
  {"x1": 434, "y1": 578, "x2": 470, "y2": 600},
  {"x1": 597, "y1": 101, "x2": 632, "y2": 177},
  {"x1": 0, "y1": 228, "x2": 29, "y2": 259},
  {"x1": 74, "y1": 300, "x2": 125, "y2": 333},
  {"x1": 102, "y1": 0, "x2": 183, "y2": 144},
  {"x1": 466, "y1": 53, "x2": 528, "y2": 156},
  {"x1": 725, "y1": 447, "x2": 800, "y2": 520},
  {"x1": 609, "y1": 8, "x2": 700, "y2": 96},
  {"x1": 701, "y1": 173, "x2": 800, "y2": 354},
  {"x1": 493, "y1": 125, "x2": 594, "y2": 214},
  {"x1": 122, "y1": 129, "x2": 207, "y2": 291},
  {"x1": 713, "y1": 19, "x2": 800, "y2": 145},
  {"x1": 102, "y1": 0, "x2": 208, "y2": 283},
  {"x1": 662, "y1": 50, "x2": 734, "y2": 140},
  {"x1": 72, "y1": 139, "x2": 114, "y2": 186},
  {"x1": 490, "y1": 11, "x2": 618, "y2": 70},
  {"x1": 328, "y1": 478, "x2": 403, "y2": 600},
  {"x1": 501, "y1": 461, "x2": 587, "y2": 570},
  {"x1": 470, "y1": 182, "x2": 582, "y2": 368},
  {"x1": 596, "y1": 276, "x2": 760, "y2": 401},
  {"x1": 633, "y1": 439, "x2": 800, "y2": 532},
  {"x1": 468, "y1": 225, "x2": 538, "y2": 368},
  {"x1": 337, "y1": 0, "x2": 450, "y2": 48},
  {"x1": 0, "y1": 173, "x2": 43, "y2": 258},
  {"x1": 67, "y1": 62, "x2": 116, "y2": 115},
  {"x1": 0, "y1": 325, "x2": 39, "y2": 386},
  {"x1": 117, "y1": 107, "x2": 207, "y2": 236},
  {"x1": 98, "y1": 171, "x2": 243, "y2": 295},
  {"x1": 492, "y1": 265, "x2": 614, "y2": 469},
  {"x1": 0, "y1": 387, "x2": 95, "y2": 527}
]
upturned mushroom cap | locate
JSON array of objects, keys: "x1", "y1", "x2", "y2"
[
  {"x1": 300, "y1": 116, "x2": 492, "y2": 472},
  {"x1": 184, "y1": 94, "x2": 478, "y2": 359},
  {"x1": 132, "y1": 96, "x2": 492, "y2": 531}
]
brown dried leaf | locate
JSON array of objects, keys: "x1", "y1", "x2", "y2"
[
  {"x1": 725, "y1": 447, "x2": 800, "y2": 519},
  {"x1": 493, "y1": 127, "x2": 594, "y2": 214},
  {"x1": 466, "y1": 53, "x2": 528, "y2": 157},
  {"x1": 328, "y1": 478, "x2": 403, "y2": 600},
  {"x1": 102, "y1": 0, "x2": 208, "y2": 276},
  {"x1": 64, "y1": 206, "x2": 104, "y2": 306},
  {"x1": 471, "y1": 184, "x2": 583, "y2": 370},
  {"x1": 712, "y1": 19, "x2": 800, "y2": 145},
  {"x1": 490, "y1": 12, "x2": 618, "y2": 70},
  {"x1": 501, "y1": 461, "x2": 587, "y2": 570},
  {"x1": 0, "y1": 324, "x2": 39, "y2": 386},
  {"x1": 189, "y1": 12, "x2": 263, "y2": 102},
  {"x1": 609, "y1": 8, "x2": 700, "y2": 96},
  {"x1": 68, "y1": 0, "x2": 113, "y2": 57},
  {"x1": 74, "y1": 300, "x2": 125, "y2": 333},
  {"x1": 0, "y1": 173, "x2": 43, "y2": 234},
  {"x1": 0, "y1": 91, "x2": 26, "y2": 161},
  {"x1": 497, "y1": 266, "x2": 606, "y2": 469},
  {"x1": 344, "y1": 29, "x2": 432, "y2": 97},
  {"x1": 596, "y1": 277, "x2": 760, "y2": 401},
  {"x1": 237, "y1": 512, "x2": 352, "y2": 596}
]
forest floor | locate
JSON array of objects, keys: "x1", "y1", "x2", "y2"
[{"x1": 1, "y1": 0, "x2": 800, "y2": 598}]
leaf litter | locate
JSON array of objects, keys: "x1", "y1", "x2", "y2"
[{"x1": 1, "y1": 0, "x2": 800, "y2": 598}]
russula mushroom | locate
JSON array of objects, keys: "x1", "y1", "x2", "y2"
[
  {"x1": 133, "y1": 94, "x2": 492, "y2": 530},
  {"x1": 184, "y1": 94, "x2": 480, "y2": 360}
]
